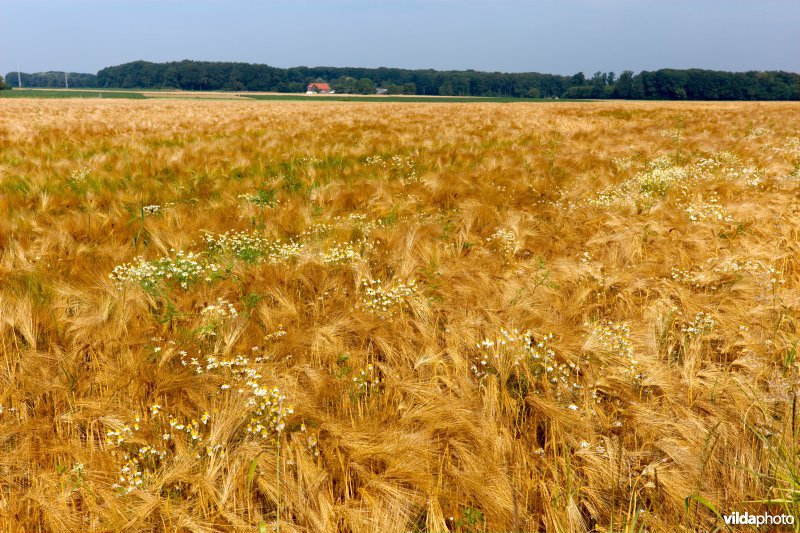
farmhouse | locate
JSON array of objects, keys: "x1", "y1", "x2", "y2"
[{"x1": 306, "y1": 82, "x2": 333, "y2": 94}]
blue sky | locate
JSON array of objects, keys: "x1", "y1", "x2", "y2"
[{"x1": 1, "y1": 0, "x2": 798, "y2": 75}]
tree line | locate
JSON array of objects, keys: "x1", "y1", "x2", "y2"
[
  {"x1": 5, "y1": 61, "x2": 799, "y2": 100},
  {"x1": 2, "y1": 71, "x2": 98, "y2": 89}
]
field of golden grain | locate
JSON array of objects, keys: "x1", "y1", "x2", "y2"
[{"x1": 0, "y1": 99, "x2": 798, "y2": 532}]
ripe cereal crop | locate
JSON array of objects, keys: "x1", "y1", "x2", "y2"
[{"x1": 0, "y1": 99, "x2": 798, "y2": 531}]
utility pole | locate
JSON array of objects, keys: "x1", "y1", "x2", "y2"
[
  {"x1": 16, "y1": 67, "x2": 22, "y2": 88},
  {"x1": 65, "y1": 72, "x2": 69, "y2": 89}
]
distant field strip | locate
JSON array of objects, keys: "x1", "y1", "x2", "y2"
[
  {"x1": 1, "y1": 88, "x2": 563, "y2": 102},
  {"x1": 0, "y1": 89, "x2": 147, "y2": 99}
]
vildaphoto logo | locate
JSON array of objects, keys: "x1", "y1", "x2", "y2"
[{"x1": 723, "y1": 511, "x2": 795, "y2": 527}]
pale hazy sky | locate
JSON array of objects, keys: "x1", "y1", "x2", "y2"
[{"x1": 1, "y1": 0, "x2": 798, "y2": 76}]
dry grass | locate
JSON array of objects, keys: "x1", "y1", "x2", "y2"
[{"x1": 0, "y1": 99, "x2": 799, "y2": 532}]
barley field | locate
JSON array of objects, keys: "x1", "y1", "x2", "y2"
[{"x1": 0, "y1": 99, "x2": 798, "y2": 532}]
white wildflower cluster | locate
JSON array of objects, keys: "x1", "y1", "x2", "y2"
[
  {"x1": 365, "y1": 154, "x2": 420, "y2": 183},
  {"x1": 203, "y1": 230, "x2": 304, "y2": 264},
  {"x1": 110, "y1": 444, "x2": 167, "y2": 495},
  {"x1": 720, "y1": 164, "x2": 765, "y2": 187},
  {"x1": 142, "y1": 202, "x2": 174, "y2": 216},
  {"x1": 714, "y1": 151, "x2": 741, "y2": 165},
  {"x1": 268, "y1": 239, "x2": 305, "y2": 262},
  {"x1": 648, "y1": 155, "x2": 675, "y2": 169},
  {"x1": 587, "y1": 320, "x2": 641, "y2": 381},
  {"x1": 657, "y1": 129, "x2": 682, "y2": 139},
  {"x1": 320, "y1": 237, "x2": 372, "y2": 265},
  {"x1": 298, "y1": 213, "x2": 384, "y2": 250},
  {"x1": 106, "y1": 408, "x2": 222, "y2": 494},
  {"x1": 181, "y1": 352, "x2": 259, "y2": 384},
  {"x1": 203, "y1": 230, "x2": 268, "y2": 262},
  {"x1": 612, "y1": 155, "x2": 636, "y2": 171},
  {"x1": 200, "y1": 298, "x2": 238, "y2": 322},
  {"x1": 296, "y1": 155, "x2": 321, "y2": 165},
  {"x1": 712, "y1": 258, "x2": 762, "y2": 275},
  {"x1": 298, "y1": 222, "x2": 334, "y2": 239},
  {"x1": 108, "y1": 341, "x2": 311, "y2": 494},
  {"x1": 765, "y1": 266, "x2": 786, "y2": 287},
  {"x1": 316, "y1": 213, "x2": 384, "y2": 242},
  {"x1": 540, "y1": 186, "x2": 579, "y2": 211},
  {"x1": 106, "y1": 420, "x2": 166, "y2": 494},
  {"x1": 670, "y1": 267, "x2": 703, "y2": 288},
  {"x1": 343, "y1": 212, "x2": 369, "y2": 223},
  {"x1": 693, "y1": 151, "x2": 760, "y2": 185},
  {"x1": 165, "y1": 412, "x2": 213, "y2": 445},
  {"x1": 110, "y1": 250, "x2": 220, "y2": 291},
  {"x1": 740, "y1": 166, "x2": 765, "y2": 188},
  {"x1": 774, "y1": 137, "x2": 800, "y2": 158},
  {"x1": 672, "y1": 258, "x2": 785, "y2": 291},
  {"x1": 105, "y1": 423, "x2": 134, "y2": 446},
  {"x1": 694, "y1": 157, "x2": 723, "y2": 173},
  {"x1": 246, "y1": 387, "x2": 294, "y2": 443},
  {"x1": 0, "y1": 404, "x2": 16, "y2": 416},
  {"x1": 357, "y1": 279, "x2": 418, "y2": 315},
  {"x1": 71, "y1": 463, "x2": 85, "y2": 477},
  {"x1": 179, "y1": 350, "x2": 295, "y2": 443},
  {"x1": 638, "y1": 163, "x2": 689, "y2": 197},
  {"x1": 486, "y1": 228, "x2": 518, "y2": 257},
  {"x1": 696, "y1": 151, "x2": 764, "y2": 187},
  {"x1": 473, "y1": 329, "x2": 544, "y2": 377},
  {"x1": 588, "y1": 158, "x2": 691, "y2": 208},
  {"x1": 352, "y1": 363, "x2": 381, "y2": 396},
  {"x1": 204, "y1": 224, "x2": 378, "y2": 267},
  {"x1": 681, "y1": 312, "x2": 715, "y2": 339},
  {"x1": 745, "y1": 126, "x2": 772, "y2": 139},
  {"x1": 334, "y1": 212, "x2": 385, "y2": 233},
  {"x1": 472, "y1": 330, "x2": 580, "y2": 397},
  {"x1": 299, "y1": 423, "x2": 320, "y2": 458},
  {"x1": 586, "y1": 183, "x2": 631, "y2": 208},
  {"x1": 238, "y1": 189, "x2": 280, "y2": 208},
  {"x1": 685, "y1": 196, "x2": 733, "y2": 224},
  {"x1": 263, "y1": 325, "x2": 287, "y2": 342},
  {"x1": 67, "y1": 166, "x2": 90, "y2": 185},
  {"x1": 589, "y1": 148, "x2": 776, "y2": 212}
]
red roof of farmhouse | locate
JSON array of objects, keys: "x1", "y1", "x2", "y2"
[{"x1": 309, "y1": 83, "x2": 331, "y2": 91}]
